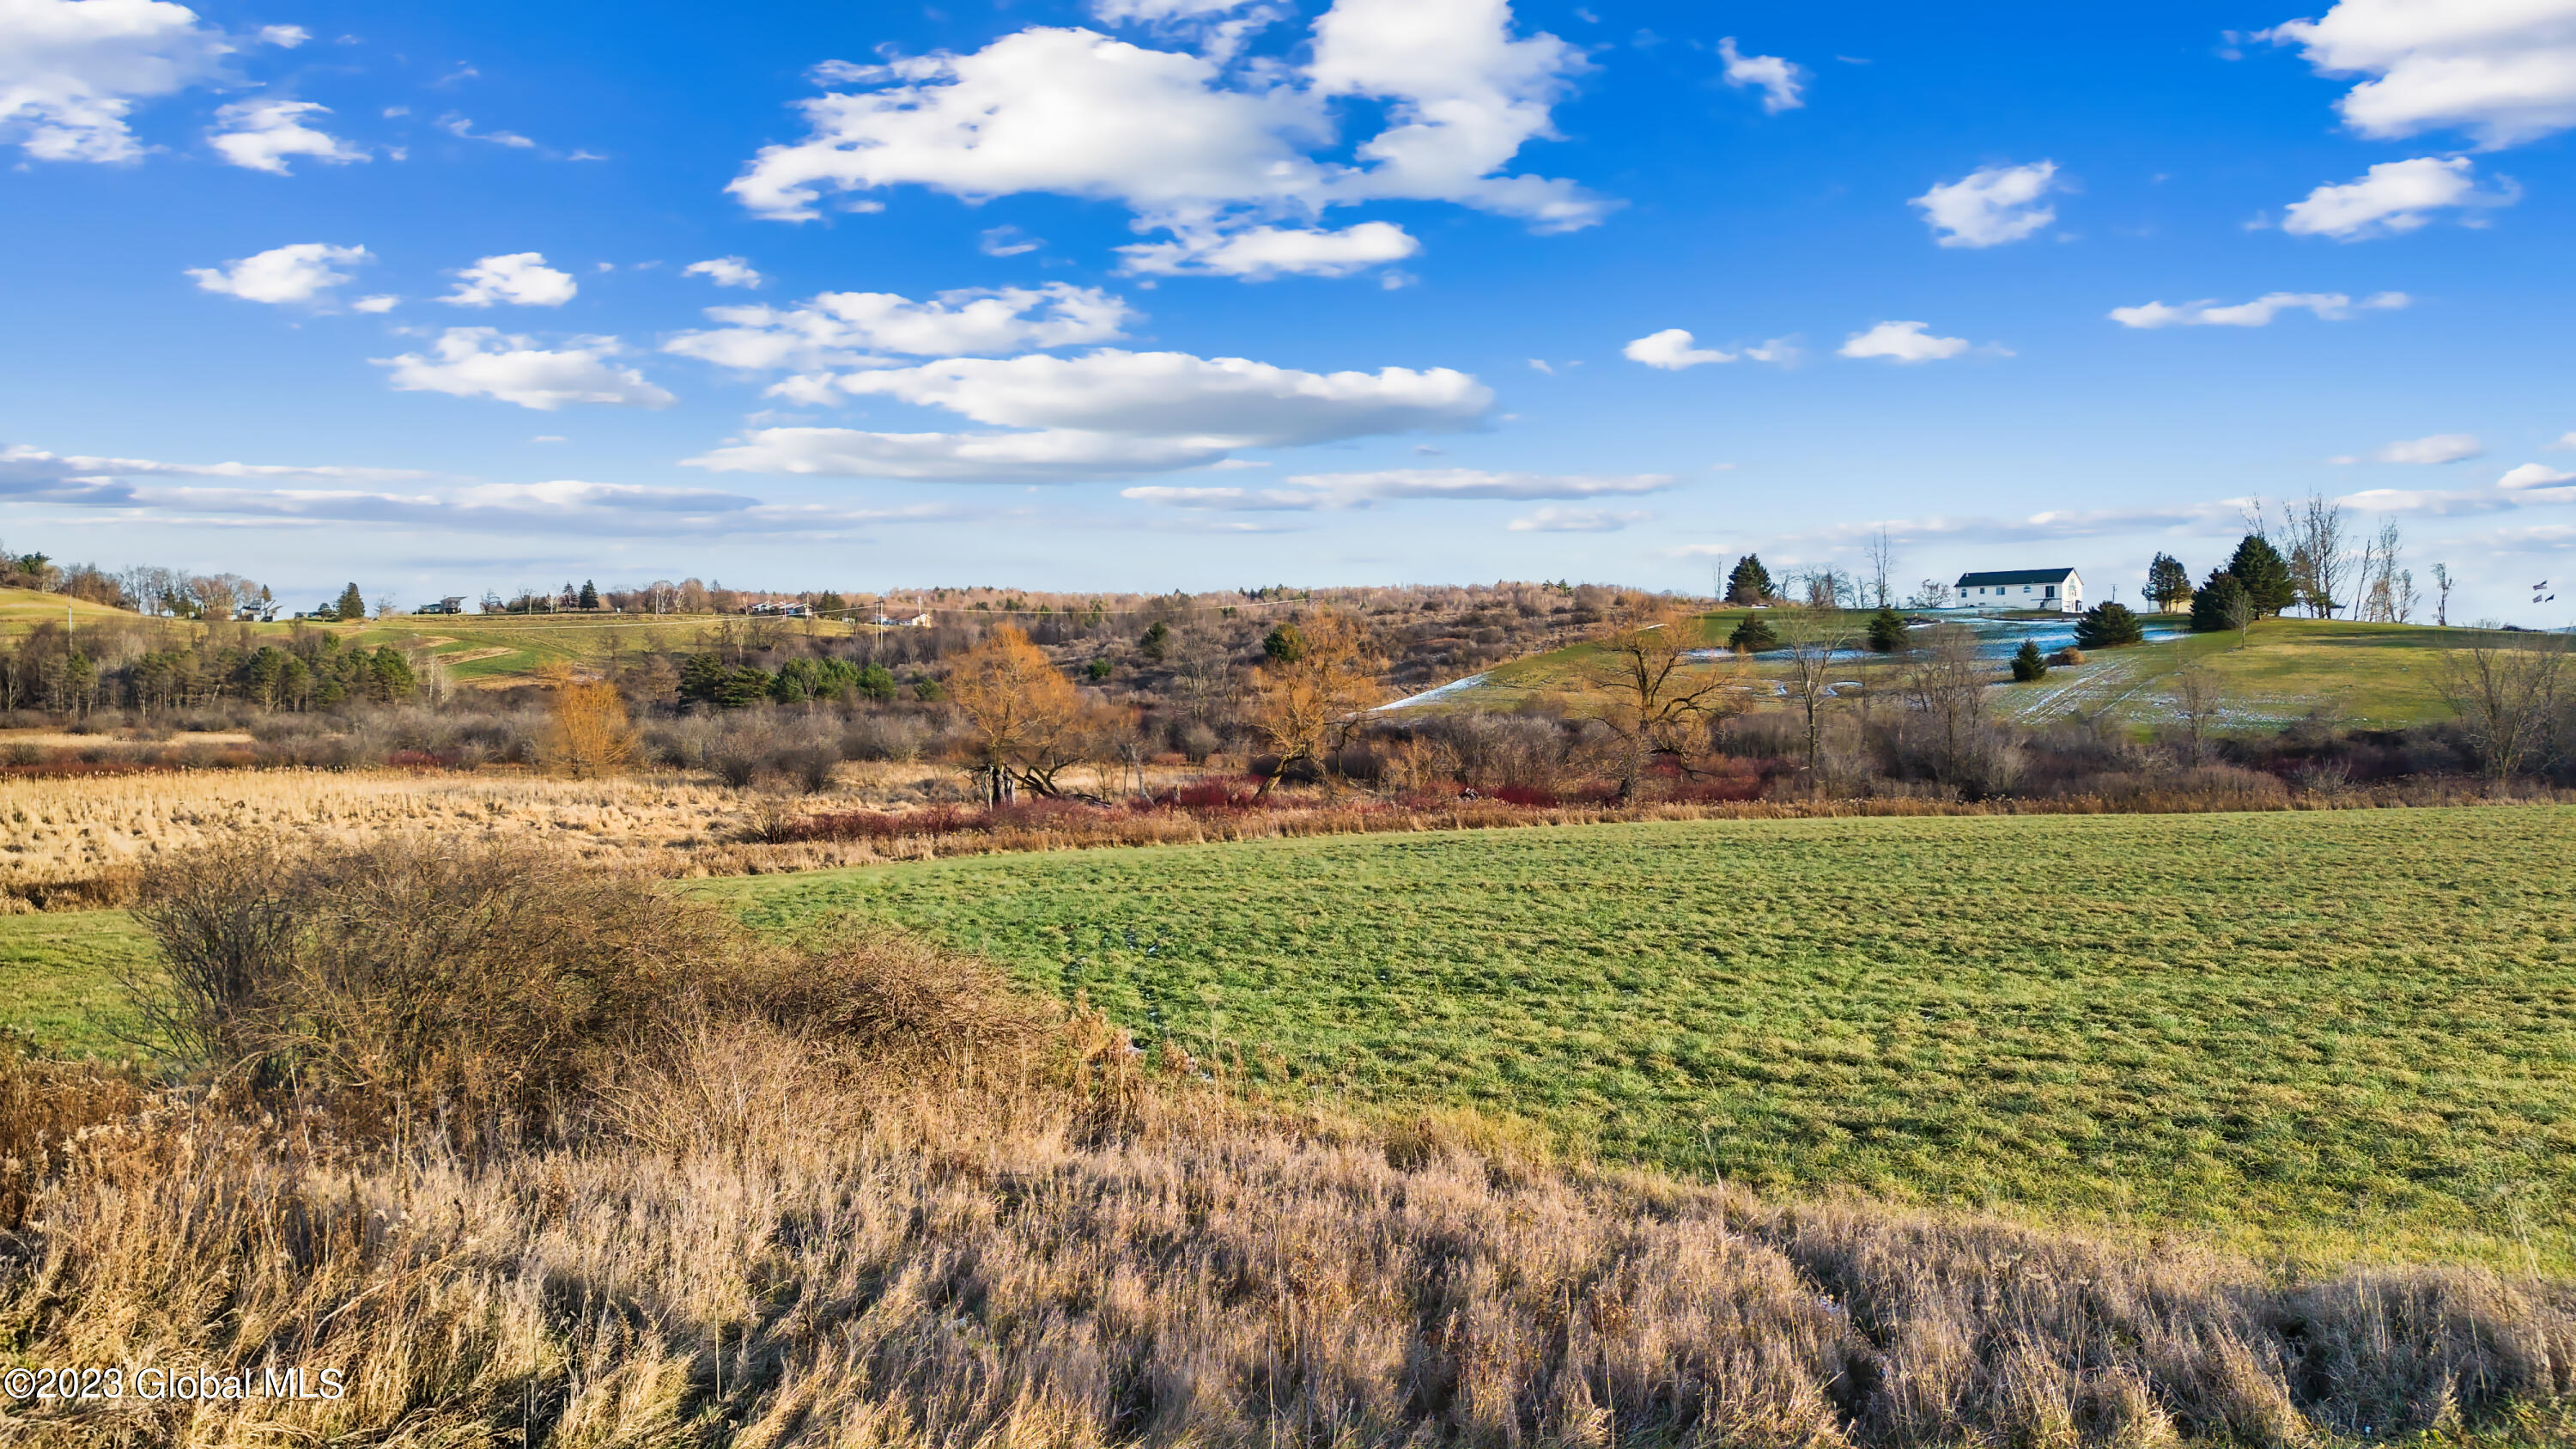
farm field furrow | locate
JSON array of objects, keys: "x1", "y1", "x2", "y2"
[{"x1": 721, "y1": 806, "x2": 2576, "y2": 1269}]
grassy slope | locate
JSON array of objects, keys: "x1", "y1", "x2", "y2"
[
  {"x1": 715, "y1": 807, "x2": 2576, "y2": 1269},
  {"x1": 1999, "y1": 617, "x2": 2472, "y2": 728},
  {"x1": 0, "y1": 586, "x2": 860, "y2": 684}
]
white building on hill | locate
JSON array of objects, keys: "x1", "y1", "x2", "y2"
[{"x1": 1955, "y1": 568, "x2": 2083, "y2": 614}]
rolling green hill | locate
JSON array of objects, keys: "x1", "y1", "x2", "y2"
[
  {"x1": 0, "y1": 586, "x2": 863, "y2": 685},
  {"x1": 1442, "y1": 608, "x2": 2505, "y2": 730}
]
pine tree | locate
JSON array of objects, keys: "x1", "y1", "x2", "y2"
[
  {"x1": 578, "y1": 579, "x2": 600, "y2": 610},
  {"x1": 2190, "y1": 569, "x2": 2249, "y2": 633},
  {"x1": 1724, "y1": 554, "x2": 1774, "y2": 605},
  {"x1": 2010, "y1": 640, "x2": 2048, "y2": 681},
  {"x1": 1139, "y1": 620, "x2": 1173, "y2": 661},
  {"x1": 2145, "y1": 553, "x2": 2193, "y2": 612},
  {"x1": 334, "y1": 582, "x2": 364, "y2": 621},
  {"x1": 2074, "y1": 601, "x2": 2143, "y2": 649},
  {"x1": 1865, "y1": 606, "x2": 1908, "y2": 653},
  {"x1": 1262, "y1": 624, "x2": 1306, "y2": 663},
  {"x1": 1728, "y1": 614, "x2": 1778, "y2": 652},
  {"x1": 2226, "y1": 535, "x2": 2296, "y2": 617}
]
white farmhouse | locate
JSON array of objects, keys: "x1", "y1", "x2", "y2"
[{"x1": 1954, "y1": 567, "x2": 2083, "y2": 614}]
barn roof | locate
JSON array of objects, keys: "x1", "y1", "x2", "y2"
[{"x1": 1956, "y1": 568, "x2": 2079, "y2": 588}]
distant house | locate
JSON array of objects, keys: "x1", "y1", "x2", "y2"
[
  {"x1": 1954, "y1": 567, "x2": 2083, "y2": 614},
  {"x1": 415, "y1": 596, "x2": 467, "y2": 616},
  {"x1": 870, "y1": 612, "x2": 934, "y2": 628}
]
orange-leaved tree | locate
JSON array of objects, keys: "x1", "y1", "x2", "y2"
[
  {"x1": 538, "y1": 667, "x2": 637, "y2": 778},
  {"x1": 947, "y1": 625, "x2": 1095, "y2": 801},
  {"x1": 1249, "y1": 612, "x2": 1382, "y2": 797}
]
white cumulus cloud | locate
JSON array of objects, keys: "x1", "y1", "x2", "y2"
[
  {"x1": 683, "y1": 256, "x2": 765, "y2": 289},
  {"x1": 185, "y1": 241, "x2": 370, "y2": 304},
  {"x1": 1623, "y1": 328, "x2": 1735, "y2": 369},
  {"x1": 377, "y1": 329, "x2": 676, "y2": 411},
  {"x1": 2108, "y1": 291, "x2": 2409, "y2": 327},
  {"x1": 207, "y1": 99, "x2": 365, "y2": 173},
  {"x1": 1838, "y1": 320, "x2": 1978, "y2": 362},
  {"x1": 1911, "y1": 161, "x2": 2060, "y2": 247},
  {"x1": 664, "y1": 284, "x2": 1136, "y2": 372},
  {"x1": 443, "y1": 253, "x2": 578, "y2": 307},
  {"x1": 728, "y1": 0, "x2": 1603, "y2": 276},
  {"x1": 1717, "y1": 37, "x2": 1804, "y2": 113},
  {"x1": 686, "y1": 348, "x2": 1491, "y2": 481},
  {"x1": 1117, "y1": 221, "x2": 1419, "y2": 278},
  {"x1": 2263, "y1": 0, "x2": 2576, "y2": 148},
  {"x1": 2281, "y1": 156, "x2": 2518, "y2": 239},
  {"x1": 2500, "y1": 462, "x2": 2576, "y2": 490},
  {"x1": 0, "y1": 0, "x2": 232, "y2": 162}
]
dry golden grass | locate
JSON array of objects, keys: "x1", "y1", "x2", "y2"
[{"x1": 4, "y1": 1021, "x2": 2573, "y2": 1447}]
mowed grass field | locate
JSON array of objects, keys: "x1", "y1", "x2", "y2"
[
  {"x1": 714, "y1": 806, "x2": 2576, "y2": 1269},
  {"x1": 10, "y1": 806, "x2": 2572, "y2": 1268}
]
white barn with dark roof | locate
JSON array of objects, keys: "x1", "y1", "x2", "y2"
[{"x1": 1955, "y1": 567, "x2": 2083, "y2": 614}]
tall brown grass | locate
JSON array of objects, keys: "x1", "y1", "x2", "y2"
[{"x1": 3, "y1": 843, "x2": 2571, "y2": 1446}]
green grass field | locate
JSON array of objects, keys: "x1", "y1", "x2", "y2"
[
  {"x1": 711, "y1": 807, "x2": 2576, "y2": 1269},
  {"x1": 15, "y1": 806, "x2": 2573, "y2": 1269},
  {"x1": 0, "y1": 907, "x2": 156, "y2": 1058}
]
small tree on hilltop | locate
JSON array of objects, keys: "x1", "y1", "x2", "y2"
[
  {"x1": 578, "y1": 580, "x2": 600, "y2": 611},
  {"x1": 1724, "y1": 554, "x2": 1774, "y2": 606},
  {"x1": 2074, "y1": 601, "x2": 2143, "y2": 649},
  {"x1": 2146, "y1": 553, "x2": 2194, "y2": 613},
  {"x1": 1728, "y1": 614, "x2": 1778, "y2": 652},
  {"x1": 2011, "y1": 640, "x2": 2048, "y2": 681},
  {"x1": 335, "y1": 582, "x2": 365, "y2": 622},
  {"x1": 2190, "y1": 570, "x2": 2249, "y2": 635},
  {"x1": 1249, "y1": 612, "x2": 1380, "y2": 798},
  {"x1": 2226, "y1": 534, "x2": 2296, "y2": 618},
  {"x1": 1866, "y1": 606, "x2": 1908, "y2": 653}
]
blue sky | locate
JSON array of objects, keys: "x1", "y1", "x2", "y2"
[{"x1": 3, "y1": 0, "x2": 2572, "y2": 618}]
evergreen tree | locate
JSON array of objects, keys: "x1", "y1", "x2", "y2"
[
  {"x1": 2074, "y1": 601, "x2": 2144, "y2": 649},
  {"x1": 2190, "y1": 569, "x2": 2249, "y2": 633},
  {"x1": 1138, "y1": 620, "x2": 1172, "y2": 661},
  {"x1": 1728, "y1": 614, "x2": 1778, "y2": 652},
  {"x1": 855, "y1": 663, "x2": 898, "y2": 701},
  {"x1": 2225, "y1": 534, "x2": 2296, "y2": 617},
  {"x1": 1723, "y1": 554, "x2": 1775, "y2": 605},
  {"x1": 2010, "y1": 640, "x2": 2048, "y2": 681},
  {"x1": 1262, "y1": 623, "x2": 1307, "y2": 663},
  {"x1": 2145, "y1": 553, "x2": 2194, "y2": 612},
  {"x1": 1865, "y1": 606, "x2": 1908, "y2": 653},
  {"x1": 334, "y1": 582, "x2": 365, "y2": 621},
  {"x1": 578, "y1": 579, "x2": 600, "y2": 610}
]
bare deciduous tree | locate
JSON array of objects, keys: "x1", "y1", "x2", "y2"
[
  {"x1": 2170, "y1": 656, "x2": 2224, "y2": 765},
  {"x1": 2287, "y1": 492, "x2": 2349, "y2": 618},
  {"x1": 1777, "y1": 606, "x2": 1856, "y2": 790},
  {"x1": 1585, "y1": 597, "x2": 1745, "y2": 799},
  {"x1": 1864, "y1": 529, "x2": 1897, "y2": 610},
  {"x1": 2429, "y1": 563, "x2": 2454, "y2": 628},
  {"x1": 2437, "y1": 635, "x2": 2568, "y2": 782}
]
